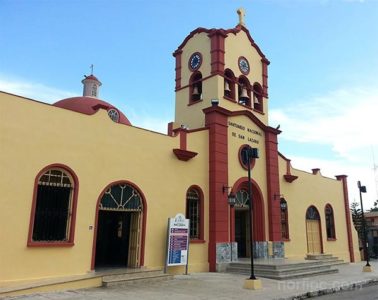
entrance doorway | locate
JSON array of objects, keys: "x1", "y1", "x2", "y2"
[
  {"x1": 95, "y1": 211, "x2": 131, "y2": 267},
  {"x1": 94, "y1": 182, "x2": 144, "y2": 269},
  {"x1": 235, "y1": 209, "x2": 250, "y2": 258},
  {"x1": 306, "y1": 206, "x2": 322, "y2": 254}
]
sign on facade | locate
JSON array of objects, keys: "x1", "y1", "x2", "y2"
[{"x1": 165, "y1": 213, "x2": 190, "y2": 273}]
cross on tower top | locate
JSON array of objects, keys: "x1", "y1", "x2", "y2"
[{"x1": 237, "y1": 8, "x2": 246, "y2": 26}]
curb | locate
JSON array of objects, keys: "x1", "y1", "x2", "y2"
[{"x1": 275, "y1": 278, "x2": 378, "y2": 300}]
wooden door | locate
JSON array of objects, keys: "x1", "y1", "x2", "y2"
[{"x1": 306, "y1": 219, "x2": 321, "y2": 254}]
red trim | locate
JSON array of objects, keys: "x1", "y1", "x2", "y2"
[
  {"x1": 261, "y1": 58, "x2": 269, "y2": 98},
  {"x1": 238, "y1": 56, "x2": 250, "y2": 75},
  {"x1": 284, "y1": 174, "x2": 298, "y2": 183},
  {"x1": 336, "y1": 175, "x2": 355, "y2": 262},
  {"x1": 312, "y1": 168, "x2": 321, "y2": 175},
  {"x1": 91, "y1": 180, "x2": 147, "y2": 270},
  {"x1": 305, "y1": 205, "x2": 324, "y2": 254},
  {"x1": 27, "y1": 164, "x2": 79, "y2": 247},
  {"x1": 279, "y1": 153, "x2": 299, "y2": 183},
  {"x1": 238, "y1": 144, "x2": 256, "y2": 170},
  {"x1": 265, "y1": 129, "x2": 282, "y2": 241},
  {"x1": 173, "y1": 149, "x2": 198, "y2": 161},
  {"x1": 186, "y1": 185, "x2": 205, "y2": 242},
  {"x1": 204, "y1": 106, "x2": 229, "y2": 271},
  {"x1": 208, "y1": 31, "x2": 226, "y2": 74},
  {"x1": 174, "y1": 26, "x2": 269, "y2": 65},
  {"x1": 231, "y1": 177, "x2": 266, "y2": 241},
  {"x1": 173, "y1": 50, "x2": 182, "y2": 90},
  {"x1": 188, "y1": 52, "x2": 203, "y2": 72}
]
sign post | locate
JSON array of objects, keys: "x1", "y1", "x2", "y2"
[{"x1": 164, "y1": 213, "x2": 190, "y2": 274}]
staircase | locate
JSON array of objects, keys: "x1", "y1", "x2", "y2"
[
  {"x1": 305, "y1": 253, "x2": 346, "y2": 266},
  {"x1": 226, "y1": 258, "x2": 339, "y2": 280},
  {"x1": 101, "y1": 268, "x2": 173, "y2": 287}
]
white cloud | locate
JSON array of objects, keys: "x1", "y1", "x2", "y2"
[
  {"x1": 0, "y1": 76, "x2": 75, "y2": 103},
  {"x1": 271, "y1": 85, "x2": 378, "y2": 209},
  {"x1": 271, "y1": 86, "x2": 378, "y2": 162}
]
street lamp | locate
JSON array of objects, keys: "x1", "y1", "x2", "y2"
[
  {"x1": 242, "y1": 145, "x2": 261, "y2": 289},
  {"x1": 358, "y1": 181, "x2": 372, "y2": 272},
  {"x1": 227, "y1": 191, "x2": 236, "y2": 262},
  {"x1": 223, "y1": 186, "x2": 236, "y2": 262}
]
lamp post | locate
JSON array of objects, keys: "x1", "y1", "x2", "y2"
[
  {"x1": 358, "y1": 181, "x2": 372, "y2": 272},
  {"x1": 227, "y1": 192, "x2": 236, "y2": 262},
  {"x1": 239, "y1": 145, "x2": 261, "y2": 290}
]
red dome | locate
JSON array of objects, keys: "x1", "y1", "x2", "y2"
[{"x1": 53, "y1": 97, "x2": 131, "y2": 126}]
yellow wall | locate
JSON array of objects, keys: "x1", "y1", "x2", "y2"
[
  {"x1": 0, "y1": 92, "x2": 209, "y2": 284},
  {"x1": 278, "y1": 156, "x2": 360, "y2": 262}
]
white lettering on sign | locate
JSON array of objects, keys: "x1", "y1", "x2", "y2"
[{"x1": 228, "y1": 121, "x2": 262, "y2": 144}]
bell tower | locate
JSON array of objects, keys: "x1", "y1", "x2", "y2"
[{"x1": 173, "y1": 9, "x2": 270, "y2": 131}]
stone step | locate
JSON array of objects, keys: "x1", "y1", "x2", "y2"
[
  {"x1": 229, "y1": 263, "x2": 332, "y2": 275},
  {"x1": 230, "y1": 260, "x2": 323, "y2": 271},
  {"x1": 227, "y1": 264, "x2": 338, "y2": 280},
  {"x1": 102, "y1": 269, "x2": 173, "y2": 287},
  {"x1": 306, "y1": 253, "x2": 333, "y2": 260}
]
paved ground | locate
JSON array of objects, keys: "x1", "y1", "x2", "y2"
[
  {"x1": 3, "y1": 261, "x2": 378, "y2": 300},
  {"x1": 316, "y1": 284, "x2": 378, "y2": 300}
]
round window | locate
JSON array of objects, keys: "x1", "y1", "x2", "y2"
[{"x1": 107, "y1": 108, "x2": 120, "y2": 123}]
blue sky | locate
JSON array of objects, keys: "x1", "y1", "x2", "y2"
[{"x1": 1, "y1": 0, "x2": 377, "y2": 208}]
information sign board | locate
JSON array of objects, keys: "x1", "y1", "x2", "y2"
[{"x1": 166, "y1": 213, "x2": 190, "y2": 267}]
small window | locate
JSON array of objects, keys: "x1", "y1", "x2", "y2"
[
  {"x1": 238, "y1": 76, "x2": 251, "y2": 107},
  {"x1": 186, "y1": 187, "x2": 204, "y2": 241},
  {"x1": 280, "y1": 198, "x2": 289, "y2": 240},
  {"x1": 325, "y1": 204, "x2": 336, "y2": 239},
  {"x1": 189, "y1": 72, "x2": 202, "y2": 103},
  {"x1": 224, "y1": 69, "x2": 235, "y2": 101},
  {"x1": 252, "y1": 83, "x2": 263, "y2": 112},
  {"x1": 28, "y1": 166, "x2": 78, "y2": 246}
]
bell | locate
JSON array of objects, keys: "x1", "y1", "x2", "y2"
[
  {"x1": 192, "y1": 85, "x2": 200, "y2": 101},
  {"x1": 239, "y1": 86, "x2": 249, "y2": 105},
  {"x1": 224, "y1": 80, "x2": 231, "y2": 92},
  {"x1": 254, "y1": 95, "x2": 260, "y2": 104},
  {"x1": 192, "y1": 85, "x2": 199, "y2": 96}
]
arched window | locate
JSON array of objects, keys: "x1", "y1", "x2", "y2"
[
  {"x1": 28, "y1": 166, "x2": 78, "y2": 246},
  {"x1": 280, "y1": 198, "x2": 289, "y2": 240},
  {"x1": 306, "y1": 206, "x2": 320, "y2": 220},
  {"x1": 224, "y1": 69, "x2": 236, "y2": 101},
  {"x1": 186, "y1": 186, "x2": 204, "y2": 241},
  {"x1": 252, "y1": 82, "x2": 263, "y2": 112},
  {"x1": 325, "y1": 204, "x2": 336, "y2": 239},
  {"x1": 189, "y1": 72, "x2": 202, "y2": 103},
  {"x1": 238, "y1": 76, "x2": 251, "y2": 107}
]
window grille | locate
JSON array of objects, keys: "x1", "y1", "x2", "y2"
[
  {"x1": 280, "y1": 199, "x2": 289, "y2": 239},
  {"x1": 186, "y1": 189, "x2": 200, "y2": 239},
  {"x1": 306, "y1": 206, "x2": 320, "y2": 220},
  {"x1": 235, "y1": 189, "x2": 250, "y2": 208},
  {"x1": 32, "y1": 169, "x2": 73, "y2": 242},
  {"x1": 325, "y1": 205, "x2": 336, "y2": 239},
  {"x1": 99, "y1": 184, "x2": 142, "y2": 212}
]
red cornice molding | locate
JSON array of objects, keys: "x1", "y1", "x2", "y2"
[
  {"x1": 284, "y1": 174, "x2": 298, "y2": 183},
  {"x1": 173, "y1": 26, "x2": 270, "y2": 64},
  {"x1": 173, "y1": 149, "x2": 198, "y2": 161}
]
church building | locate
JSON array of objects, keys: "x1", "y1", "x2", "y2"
[{"x1": 0, "y1": 10, "x2": 360, "y2": 294}]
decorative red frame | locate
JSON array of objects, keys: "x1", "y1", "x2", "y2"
[
  {"x1": 238, "y1": 56, "x2": 250, "y2": 75},
  {"x1": 238, "y1": 144, "x2": 256, "y2": 170},
  {"x1": 27, "y1": 164, "x2": 79, "y2": 247},
  {"x1": 231, "y1": 177, "x2": 266, "y2": 242},
  {"x1": 185, "y1": 185, "x2": 205, "y2": 243},
  {"x1": 188, "y1": 52, "x2": 203, "y2": 72},
  {"x1": 90, "y1": 180, "x2": 147, "y2": 270}
]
